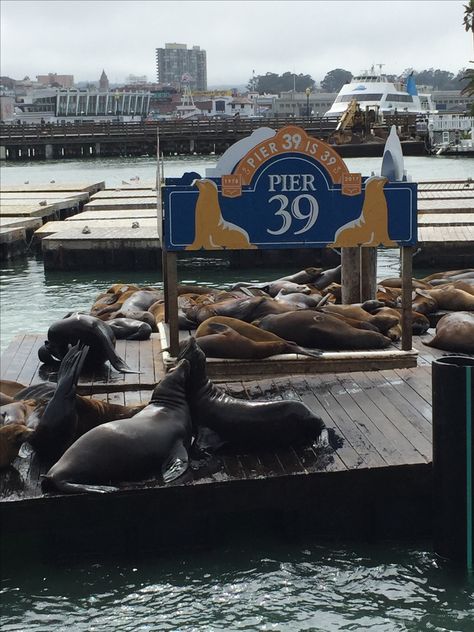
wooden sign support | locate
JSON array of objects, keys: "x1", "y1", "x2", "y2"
[{"x1": 401, "y1": 246, "x2": 413, "y2": 351}]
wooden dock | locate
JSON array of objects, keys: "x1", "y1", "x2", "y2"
[
  {"x1": 0, "y1": 181, "x2": 105, "y2": 260},
  {"x1": 1, "y1": 329, "x2": 463, "y2": 560},
  {"x1": 33, "y1": 179, "x2": 474, "y2": 271}
]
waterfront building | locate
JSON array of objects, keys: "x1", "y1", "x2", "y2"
[
  {"x1": 12, "y1": 88, "x2": 151, "y2": 123},
  {"x1": 155, "y1": 43, "x2": 207, "y2": 91},
  {"x1": 36, "y1": 73, "x2": 74, "y2": 88},
  {"x1": 272, "y1": 91, "x2": 336, "y2": 118}
]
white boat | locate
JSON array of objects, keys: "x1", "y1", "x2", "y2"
[{"x1": 323, "y1": 65, "x2": 436, "y2": 118}]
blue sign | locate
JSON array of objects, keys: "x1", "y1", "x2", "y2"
[{"x1": 163, "y1": 126, "x2": 417, "y2": 251}]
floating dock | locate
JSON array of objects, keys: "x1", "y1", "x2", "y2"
[
  {"x1": 0, "y1": 181, "x2": 105, "y2": 260},
  {"x1": 33, "y1": 179, "x2": 474, "y2": 271},
  {"x1": 1, "y1": 330, "x2": 451, "y2": 560}
]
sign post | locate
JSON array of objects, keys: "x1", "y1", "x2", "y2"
[{"x1": 162, "y1": 125, "x2": 417, "y2": 357}]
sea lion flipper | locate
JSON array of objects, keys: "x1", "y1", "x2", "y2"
[
  {"x1": 193, "y1": 426, "x2": 227, "y2": 455},
  {"x1": 105, "y1": 348, "x2": 141, "y2": 374},
  {"x1": 43, "y1": 480, "x2": 119, "y2": 494},
  {"x1": 162, "y1": 442, "x2": 189, "y2": 483},
  {"x1": 293, "y1": 345, "x2": 323, "y2": 358}
]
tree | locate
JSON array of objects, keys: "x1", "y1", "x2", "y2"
[
  {"x1": 463, "y1": 0, "x2": 474, "y2": 43},
  {"x1": 247, "y1": 72, "x2": 315, "y2": 94},
  {"x1": 320, "y1": 69, "x2": 352, "y2": 93}
]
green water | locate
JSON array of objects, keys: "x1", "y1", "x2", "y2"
[{"x1": 1, "y1": 155, "x2": 473, "y2": 631}]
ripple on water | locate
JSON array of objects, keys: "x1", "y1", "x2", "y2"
[{"x1": 1, "y1": 544, "x2": 473, "y2": 631}]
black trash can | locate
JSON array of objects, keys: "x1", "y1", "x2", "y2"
[{"x1": 432, "y1": 355, "x2": 474, "y2": 568}]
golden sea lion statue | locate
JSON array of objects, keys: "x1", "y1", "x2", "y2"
[
  {"x1": 186, "y1": 179, "x2": 257, "y2": 250},
  {"x1": 330, "y1": 175, "x2": 397, "y2": 247}
]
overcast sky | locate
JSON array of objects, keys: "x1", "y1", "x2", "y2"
[{"x1": 1, "y1": 1, "x2": 472, "y2": 86}]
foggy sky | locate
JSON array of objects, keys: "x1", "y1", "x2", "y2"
[{"x1": 1, "y1": 0, "x2": 472, "y2": 86}]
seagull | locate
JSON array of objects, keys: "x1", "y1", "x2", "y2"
[
  {"x1": 82, "y1": 225, "x2": 91, "y2": 234},
  {"x1": 131, "y1": 221, "x2": 140, "y2": 228},
  {"x1": 50, "y1": 180, "x2": 55, "y2": 183},
  {"x1": 130, "y1": 175, "x2": 140, "y2": 181}
]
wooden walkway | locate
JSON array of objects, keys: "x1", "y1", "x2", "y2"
[{"x1": 1, "y1": 330, "x2": 461, "y2": 559}]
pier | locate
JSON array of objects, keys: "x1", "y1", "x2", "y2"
[
  {"x1": 0, "y1": 115, "x2": 425, "y2": 161},
  {"x1": 0, "y1": 330, "x2": 448, "y2": 560},
  {"x1": 29, "y1": 179, "x2": 474, "y2": 270}
]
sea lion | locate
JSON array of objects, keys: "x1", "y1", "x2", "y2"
[
  {"x1": 419, "y1": 287, "x2": 474, "y2": 311},
  {"x1": 311, "y1": 265, "x2": 342, "y2": 290},
  {"x1": 195, "y1": 322, "x2": 321, "y2": 359},
  {"x1": 0, "y1": 424, "x2": 34, "y2": 468},
  {"x1": 38, "y1": 313, "x2": 139, "y2": 373},
  {"x1": 186, "y1": 179, "x2": 257, "y2": 250},
  {"x1": 255, "y1": 310, "x2": 392, "y2": 350},
  {"x1": 0, "y1": 380, "x2": 27, "y2": 398},
  {"x1": 28, "y1": 343, "x2": 90, "y2": 462},
  {"x1": 274, "y1": 289, "x2": 322, "y2": 309},
  {"x1": 424, "y1": 312, "x2": 474, "y2": 354},
  {"x1": 275, "y1": 267, "x2": 324, "y2": 285},
  {"x1": 177, "y1": 338, "x2": 333, "y2": 453},
  {"x1": 42, "y1": 358, "x2": 193, "y2": 494},
  {"x1": 330, "y1": 176, "x2": 396, "y2": 247},
  {"x1": 380, "y1": 277, "x2": 432, "y2": 290},
  {"x1": 195, "y1": 316, "x2": 321, "y2": 358},
  {"x1": 107, "y1": 318, "x2": 152, "y2": 341},
  {"x1": 420, "y1": 269, "x2": 474, "y2": 283},
  {"x1": 183, "y1": 295, "x2": 298, "y2": 326},
  {"x1": 320, "y1": 304, "x2": 399, "y2": 335},
  {"x1": 373, "y1": 306, "x2": 430, "y2": 336}
]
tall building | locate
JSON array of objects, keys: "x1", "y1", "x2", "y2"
[
  {"x1": 155, "y1": 43, "x2": 207, "y2": 91},
  {"x1": 99, "y1": 70, "x2": 109, "y2": 92}
]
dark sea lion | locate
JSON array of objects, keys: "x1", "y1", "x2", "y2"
[
  {"x1": 28, "y1": 343, "x2": 90, "y2": 462},
  {"x1": 195, "y1": 322, "x2": 321, "y2": 359},
  {"x1": 275, "y1": 267, "x2": 324, "y2": 284},
  {"x1": 0, "y1": 424, "x2": 34, "y2": 468},
  {"x1": 39, "y1": 313, "x2": 139, "y2": 373},
  {"x1": 274, "y1": 289, "x2": 322, "y2": 309},
  {"x1": 424, "y1": 312, "x2": 474, "y2": 354},
  {"x1": 177, "y1": 338, "x2": 333, "y2": 453},
  {"x1": 311, "y1": 265, "x2": 341, "y2": 290},
  {"x1": 107, "y1": 318, "x2": 153, "y2": 340},
  {"x1": 255, "y1": 311, "x2": 392, "y2": 350},
  {"x1": 42, "y1": 359, "x2": 192, "y2": 494}
]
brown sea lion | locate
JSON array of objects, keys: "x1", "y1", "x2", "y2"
[
  {"x1": 424, "y1": 312, "x2": 474, "y2": 354},
  {"x1": 254, "y1": 310, "x2": 392, "y2": 350},
  {"x1": 380, "y1": 277, "x2": 432, "y2": 290},
  {"x1": 183, "y1": 295, "x2": 298, "y2": 326},
  {"x1": 0, "y1": 424, "x2": 34, "y2": 468},
  {"x1": 195, "y1": 319, "x2": 321, "y2": 358},
  {"x1": 0, "y1": 380, "x2": 26, "y2": 398},
  {"x1": 411, "y1": 289, "x2": 439, "y2": 315},
  {"x1": 320, "y1": 304, "x2": 399, "y2": 335},
  {"x1": 373, "y1": 306, "x2": 430, "y2": 336},
  {"x1": 420, "y1": 269, "x2": 474, "y2": 283},
  {"x1": 417, "y1": 287, "x2": 474, "y2": 311}
]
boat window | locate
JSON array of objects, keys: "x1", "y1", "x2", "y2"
[
  {"x1": 338, "y1": 94, "x2": 384, "y2": 102},
  {"x1": 386, "y1": 94, "x2": 414, "y2": 102}
]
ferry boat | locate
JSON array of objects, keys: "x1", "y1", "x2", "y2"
[{"x1": 323, "y1": 65, "x2": 436, "y2": 118}]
